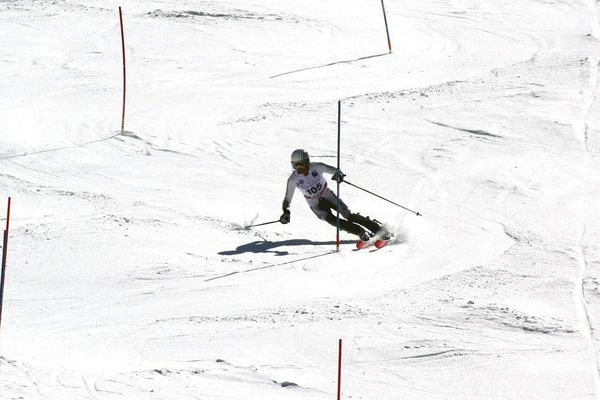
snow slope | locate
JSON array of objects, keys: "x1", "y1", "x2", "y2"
[{"x1": 1, "y1": 0, "x2": 600, "y2": 399}]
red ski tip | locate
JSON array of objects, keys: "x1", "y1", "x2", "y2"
[
  {"x1": 374, "y1": 239, "x2": 389, "y2": 249},
  {"x1": 356, "y1": 240, "x2": 369, "y2": 250}
]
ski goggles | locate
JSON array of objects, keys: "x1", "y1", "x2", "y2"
[{"x1": 291, "y1": 161, "x2": 308, "y2": 170}]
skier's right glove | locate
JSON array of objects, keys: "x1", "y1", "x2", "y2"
[
  {"x1": 280, "y1": 209, "x2": 291, "y2": 224},
  {"x1": 332, "y1": 170, "x2": 346, "y2": 183}
]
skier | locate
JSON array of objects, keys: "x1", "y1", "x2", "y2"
[{"x1": 279, "y1": 149, "x2": 386, "y2": 242}]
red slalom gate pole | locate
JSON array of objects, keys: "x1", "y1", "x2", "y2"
[
  {"x1": 119, "y1": 6, "x2": 127, "y2": 134},
  {"x1": 0, "y1": 230, "x2": 7, "y2": 329},
  {"x1": 380, "y1": 0, "x2": 392, "y2": 53},
  {"x1": 5, "y1": 197, "x2": 10, "y2": 233},
  {"x1": 0, "y1": 197, "x2": 11, "y2": 330},
  {"x1": 337, "y1": 338, "x2": 342, "y2": 400}
]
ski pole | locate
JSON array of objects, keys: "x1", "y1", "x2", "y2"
[
  {"x1": 343, "y1": 180, "x2": 422, "y2": 216},
  {"x1": 242, "y1": 219, "x2": 281, "y2": 229}
]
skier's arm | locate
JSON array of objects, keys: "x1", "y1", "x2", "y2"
[
  {"x1": 312, "y1": 162, "x2": 337, "y2": 175},
  {"x1": 280, "y1": 175, "x2": 295, "y2": 224},
  {"x1": 313, "y1": 162, "x2": 345, "y2": 182}
]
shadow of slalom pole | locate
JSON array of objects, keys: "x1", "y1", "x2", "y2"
[
  {"x1": 206, "y1": 250, "x2": 336, "y2": 282},
  {"x1": 270, "y1": 52, "x2": 389, "y2": 79}
]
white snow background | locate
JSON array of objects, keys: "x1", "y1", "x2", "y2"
[{"x1": 1, "y1": 0, "x2": 600, "y2": 399}]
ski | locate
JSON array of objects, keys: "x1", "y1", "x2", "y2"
[
  {"x1": 355, "y1": 239, "x2": 372, "y2": 250},
  {"x1": 374, "y1": 239, "x2": 389, "y2": 249},
  {"x1": 355, "y1": 226, "x2": 396, "y2": 250}
]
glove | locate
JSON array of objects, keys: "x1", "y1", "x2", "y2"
[
  {"x1": 279, "y1": 209, "x2": 291, "y2": 224},
  {"x1": 332, "y1": 170, "x2": 346, "y2": 183}
]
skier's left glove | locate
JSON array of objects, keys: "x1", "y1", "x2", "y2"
[
  {"x1": 332, "y1": 170, "x2": 346, "y2": 183},
  {"x1": 279, "y1": 209, "x2": 291, "y2": 224}
]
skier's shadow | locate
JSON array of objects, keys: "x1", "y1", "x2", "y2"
[
  {"x1": 218, "y1": 239, "x2": 355, "y2": 256},
  {"x1": 269, "y1": 52, "x2": 389, "y2": 79}
]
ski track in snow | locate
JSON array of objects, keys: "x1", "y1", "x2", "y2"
[
  {"x1": 572, "y1": 1, "x2": 600, "y2": 391},
  {"x1": 574, "y1": 2, "x2": 600, "y2": 387}
]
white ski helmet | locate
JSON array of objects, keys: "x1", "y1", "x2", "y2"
[{"x1": 290, "y1": 149, "x2": 310, "y2": 170}]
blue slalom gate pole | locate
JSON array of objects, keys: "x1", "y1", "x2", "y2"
[{"x1": 336, "y1": 100, "x2": 342, "y2": 251}]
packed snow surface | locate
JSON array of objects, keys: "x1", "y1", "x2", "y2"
[{"x1": 1, "y1": 0, "x2": 600, "y2": 399}]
